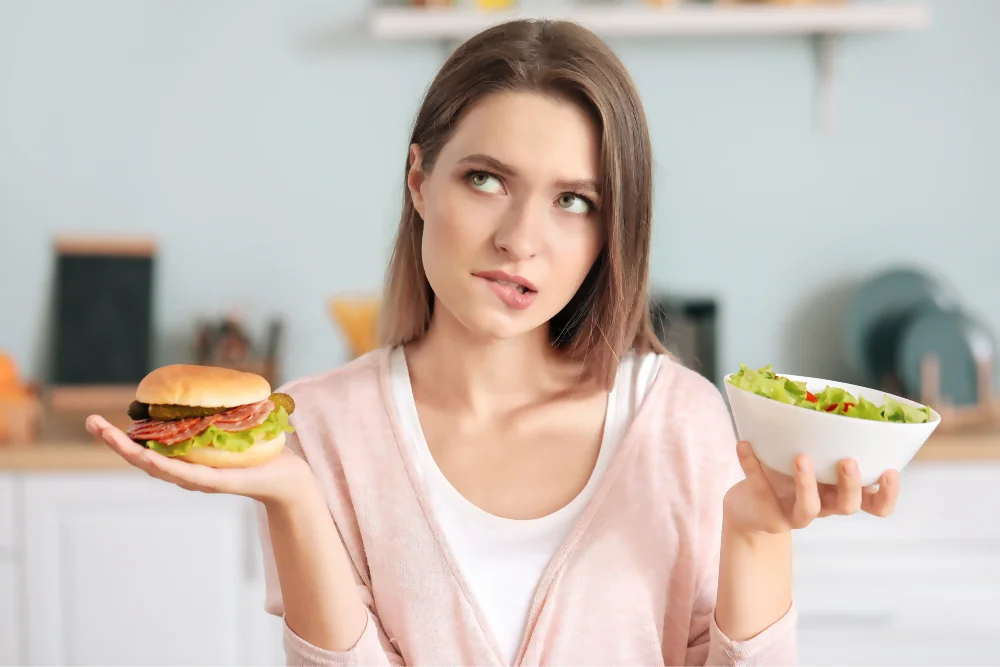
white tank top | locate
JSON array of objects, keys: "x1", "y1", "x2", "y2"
[{"x1": 389, "y1": 348, "x2": 663, "y2": 664}]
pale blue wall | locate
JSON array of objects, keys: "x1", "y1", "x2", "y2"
[{"x1": 2, "y1": 0, "x2": 997, "y2": 385}]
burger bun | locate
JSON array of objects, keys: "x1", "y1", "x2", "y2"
[{"x1": 137, "y1": 364, "x2": 271, "y2": 408}]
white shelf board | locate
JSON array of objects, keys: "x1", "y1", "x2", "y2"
[
  {"x1": 368, "y1": 3, "x2": 930, "y2": 135},
  {"x1": 369, "y1": 3, "x2": 930, "y2": 41}
]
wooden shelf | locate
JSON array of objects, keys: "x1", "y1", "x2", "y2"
[
  {"x1": 367, "y1": 2, "x2": 930, "y2": 134},
  {"x1": 915, "y1": 428, "x2": 1000, "y2": 462},
  {"x1": 0, "y1": 409, "x2": 131, "y2": 470},
  {"x1": 368, "y1": 3, "x2": 930, "y2": 41}
]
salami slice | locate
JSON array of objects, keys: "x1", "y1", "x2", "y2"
[
  {"x1": 213, "y1": 400, "x2": 267, "y2": 424},
  {"x1": 155, "y1": 416, "x2": 219, "y2": 445},
  {"x1": 128, "y1": 418, "x2": 181, "y2": 439},
  {"x1": 128, "y1": 400, "x2": 275, "y2": 443},
  {"x1": 214, "y1": 400, "x2": 274, "y2": 432},
  {"x1": 129, "y1": 416, "x2": 204, "y2": 442},
  {"x1": 126, "y1": 419, "x2": 151, "y2": 435}
]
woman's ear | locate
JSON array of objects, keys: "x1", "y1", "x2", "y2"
[{"x1": 407, "y1": 144, "x2": 426, "y2": 218}]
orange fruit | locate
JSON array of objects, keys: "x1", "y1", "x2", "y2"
[{"x1": 0, "y1": 353, "x2": 19, "y2": 391}]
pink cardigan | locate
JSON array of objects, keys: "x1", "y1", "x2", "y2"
[{"x1": 257, "y1": 348, "x2": 797, "y2": 666}]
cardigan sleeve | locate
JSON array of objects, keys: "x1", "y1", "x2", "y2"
[
  {"x1": 683, "y1": 386, "x2": 799, "y2": 667},
  {"x1": 255, "y1": 428, "x2": 404, "y2": 667}
]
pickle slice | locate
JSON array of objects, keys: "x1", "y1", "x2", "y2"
[
  {"x1": 269, "y1": 392, "x2": 295, "y2": 415},
  {"x1": 148, "y1": 404, "x2": 227, "y2": 420},
  {"x1": 127, "y1": 400, "x2": 150, "y2": 421}
]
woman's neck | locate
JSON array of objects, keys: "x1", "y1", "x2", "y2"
[{"x1": 403, "y1": 310, "x2": 590, "y2": 417}]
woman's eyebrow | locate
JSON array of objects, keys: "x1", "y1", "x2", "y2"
[
  {"x1": 458, "y1": 153, "x2": 599, "y2": 194},
  {"x1": 457, "y1": 153, "x2": 516, "y2": 176}
]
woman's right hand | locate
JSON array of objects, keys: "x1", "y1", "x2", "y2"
[{"x1": 85, "y1": 414, "x2": 312, "y2": 506}]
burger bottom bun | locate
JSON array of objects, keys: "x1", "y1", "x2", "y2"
[{"x1": 177, "y1": 431, "x2": 286, "y2": 468}]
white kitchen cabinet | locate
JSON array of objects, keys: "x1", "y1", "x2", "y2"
[
  {"x1": 4, "y1": 459, "x2": 998, "y2": 665},
  {"x1": 0, "y1": 473, "x2": 15, "y2": 554},
  {"x1": 794, "y1": 462, "x2": 1000, "y2": 667},
  {"x1": 0, "y1": 473, "x2": 20, "y2": 666},
  {"x1": 799, "y1": 628, "x2": 998, "y2": 667},
  {"x1": 19, "y1": 471, "x2": 283, "y2": 666},
  {"x1": 0, "y1": 558, "x2": 21, "y2": 666}
]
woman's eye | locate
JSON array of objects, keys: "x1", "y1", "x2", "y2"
[
  {"x1": 469, "y1": 172, "x2": 503, "y2": 194},
  {"x1": 556, "y1": 193, "x2": 591, "y2": 214}
]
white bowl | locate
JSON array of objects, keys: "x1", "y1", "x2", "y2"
[{"x1": 723, "y1": 373, "x2": 941, "y2": 486}]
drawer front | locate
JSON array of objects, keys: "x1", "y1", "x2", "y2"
[
  {"x1": 795, "y1": 566, "x2": 1000, "y2": 636},
  {"x1": 800, "y1": 628, "x2": 998, "y2": 667},
  {"x1": 793, "y1": 463, "x2": 1000, "y2": 663},
  {"x1": 0, "y1": 475, "x2": 15, "y2": 554}
]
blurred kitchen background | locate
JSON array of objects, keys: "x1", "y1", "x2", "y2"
[{"x1": 1, "y1": 0, "x2": 999, "y2": 665}]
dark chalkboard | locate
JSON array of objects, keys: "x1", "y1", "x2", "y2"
[{"x1": 50, "y1": 238, "x2": 156, "y2": 386}]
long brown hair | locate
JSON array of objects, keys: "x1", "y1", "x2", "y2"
[{"x1": 381, "y1": 19, "x2": 665, "y2": 386}]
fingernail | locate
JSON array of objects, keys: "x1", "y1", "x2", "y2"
[{"x1": 737, "y1": 441, "x2": 749, "y2": 456}]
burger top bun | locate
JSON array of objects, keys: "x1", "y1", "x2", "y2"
[{"x1": 136, "y1": 364, "x2": 271, "y2": 408}]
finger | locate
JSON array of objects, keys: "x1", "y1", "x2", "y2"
[
  {"x1": 790, "y1": 455, "x2": 822, "y2": 528},
  {"x1": 735, "y1": 441, "x2": 768, "y2": 481},
  {"x1": 86, "y1": 416, "x2": 220, "y2": 490},
  {"x1": 735, "y1": 441, "x2": 779, "y2": 496},
  {"x1": 862, "y1": 469, "x2": 900, "y2": 517},
  {"x1": 87, "y1": 415, "x2": 150, "y2": 462},
  {"x1": 735, "y1": 441, "x2": 782, "y2": 507},
  {"x1": 833, "y1": 459, "x2": 863, "y2": 515}
]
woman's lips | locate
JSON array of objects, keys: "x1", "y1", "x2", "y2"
[{"x1": 473, "y1": 271, "x2": 538, "y2": 311}]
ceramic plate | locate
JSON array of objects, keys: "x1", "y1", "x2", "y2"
[
  {"x1": 897, "y1": 305, "x2": 995, "y2": 406},
  {"x1": 844, "y1": 267, "x2": 958, "y2": 385}
]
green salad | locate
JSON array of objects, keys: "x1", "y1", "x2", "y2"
[{"x1": 727, "y1": 364, "x2": 933, "y2": 424}]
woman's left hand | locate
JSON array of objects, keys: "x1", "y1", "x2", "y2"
[{"x1": 723, "y1": 440, "x2": 900, "y2": 535}]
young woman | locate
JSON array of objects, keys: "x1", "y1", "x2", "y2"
[{"x1": 87, "y1": 19, "x2": 901, "y2": 666}]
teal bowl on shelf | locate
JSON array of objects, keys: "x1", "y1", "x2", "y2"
[
  {"x1": 844, "y1": 267, "x2": 959, "y2": 386},
  {"x1": 896, "y1": 304, "x2": 996, "y2": 407}
]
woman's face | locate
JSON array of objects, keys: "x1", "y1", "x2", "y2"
[{"x1": 408, "y1": 91, "x2": 603, "y2": 342}]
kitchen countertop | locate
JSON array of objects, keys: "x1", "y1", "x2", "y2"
[
  {"x1": 1, "y1": 410, "x2": 999, "y2": 471},
  {"x1": 0, "y1": 410, "x2": 133, "y2": 470}
]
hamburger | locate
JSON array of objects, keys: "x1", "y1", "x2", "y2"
[{"x1": 126, "y1": 364, "x2": 295, "y2": 468}]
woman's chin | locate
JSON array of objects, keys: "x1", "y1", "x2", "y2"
[{"x1": 459, "y1": 308, "x2": 547, "y2": 342}]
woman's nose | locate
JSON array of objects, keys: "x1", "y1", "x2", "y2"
[{"x1": 493, "y1": 201, "x2": 544, "y2": 261}]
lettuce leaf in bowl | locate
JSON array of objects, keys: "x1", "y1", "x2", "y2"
[{"x1": 727, "y1": 364, "x2": 932, "y2": 424}]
